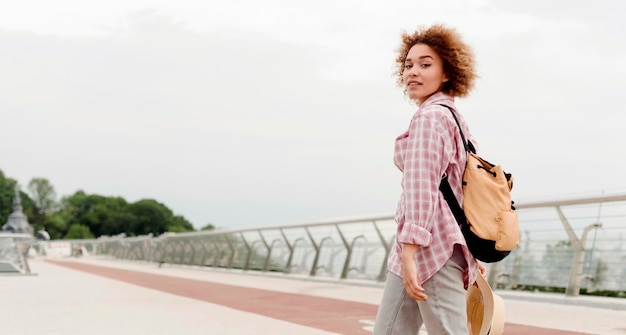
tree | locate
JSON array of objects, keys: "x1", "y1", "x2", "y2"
[
  {"x1": 45, "y1": 212, "x2": 70, "y2": 240},
  {"x1": 0, "y1": 169, "x2": 18, "y2": 224},
  {"x1": 65, "y1": 224, "x2": 95, "y2": 239},
  {"x1": 126, "y1": 200, "x2": 195, "y2": 235},
  {"x1": 56, "y1": 191, "x2": 128, "y2": 237},
  {"x1": 0, "y1": 168, "x2": 197, "y2": 238},
  {"x1": 169, "y1": 215, "x2": 194, "y2": 232},
  {"x1": 27, "y1": 178, "x2": 58, "y2": 232},
  {"x1": 100, "y1": 211, "x2": 137, "y2": 237},
  {"x1": 127, "y1": 199, "x2": 171, "y2": 235},
  {"x1": 201, "y1": 223, "x2": 216, "y2": 231},
  {"x1": 27, "y1": 178, "x2": 58, "y2": 215}
]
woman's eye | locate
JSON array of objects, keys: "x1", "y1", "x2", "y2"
[
  {"x1": 404, "y1": 64, "x2": 413, "y2": 69},
  {"x1": 420, "y1": 63, "x2": 431, "y2": 68}
]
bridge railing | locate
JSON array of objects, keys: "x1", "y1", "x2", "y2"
[
  {"x1": 81, "y1": 215, "x2": 398, "y2": 282},
  {"x1": 0, "y1": 233, "x2": 34, "y2": 275},
  {"x1": 34, "y1": 194, "x2": 626, "y2": 296}
]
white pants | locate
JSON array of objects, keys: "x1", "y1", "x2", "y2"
[{"x1": 373, "y1": 245, "x2": 468, "y2": 335}]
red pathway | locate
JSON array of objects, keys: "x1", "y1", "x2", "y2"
[{"x1": 47, "y1": 260, "x2": 592, "y2": 335}]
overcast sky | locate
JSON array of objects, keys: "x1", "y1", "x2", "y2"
[{"x1": 1, "y1": 0, "x2": 625, "y2": 230}]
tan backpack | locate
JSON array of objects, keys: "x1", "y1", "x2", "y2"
[{"x1": 439, "y1": 105, "x2": 519, "y2": 263}]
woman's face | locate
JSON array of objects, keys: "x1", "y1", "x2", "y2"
[{"x1": 402, "y1": 43, "x2": 448, "y2": 104}]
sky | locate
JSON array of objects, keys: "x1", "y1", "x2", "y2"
[{"x1": 1, "y1": 0, "x2": 625, "y2": 230}]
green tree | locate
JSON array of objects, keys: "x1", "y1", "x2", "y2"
[
  {"x1": 65, "y1": 224, "x2": 95, "y2": 239},
  {"x1": 27, "y1": 178, "x2": 57, "y2": 215},
  {"x1": 126, "y1": 199, "x2": 171, "y2": 235},
  {"x1": 45, "y1": 212, "x2": 70, "y2": 240},
  {"x1": 0, "y1": 169, "x2": 18, "y2": 224},
  {"x1": 167, "y1": 225, "x2": 189, "y2": 233},
  {"x1": 100, "y1": 211, "x2": 137, "y2": 236},
  {"x1": 168, "y1": 215, "x2": 194, "y2": 233},
  {"x1": 126, "y1": 200, "x2": 195, "y2": 235},
  {"x1": 1, "y1": 169, "x2": 196, "y2": 238},
  {"x1": 201, "y1": 223, "x2": 216, "y2": 231},
  {"x1": 58, "y1": 191, "x2": 129, "y2": 237},
  {"x1": 27, "y1": 177, "x2": 58, "y2": 232}
]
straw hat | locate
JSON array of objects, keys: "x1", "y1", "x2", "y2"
[{"x1": 466, "y1": 274, "x2": 505, "y2": 335}]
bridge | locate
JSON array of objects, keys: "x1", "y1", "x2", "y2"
[{"x1": 2, "y1": 193, "x2": 626, "y2": 334}]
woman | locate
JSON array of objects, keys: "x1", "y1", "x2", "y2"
[{"x1": 373, "y1": 24, "x2": 485, "y2": 335}]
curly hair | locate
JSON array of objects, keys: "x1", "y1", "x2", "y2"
[{"x1": 394, "y1": 24, "x2": 477, "y2": 98}]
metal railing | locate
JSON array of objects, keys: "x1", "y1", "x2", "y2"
[
  {"x1": 0, "y1": 233, "x2": 34, "y2": 275},
  {"x1": 34, "y1": 194, "x2": 626, "y2": 297},
  {"x1": 81, "y1": 214, "x2": 398, "y2": 282},
  {"x1": 492, "y1": 194, "x2": 626, "y2": 296}
]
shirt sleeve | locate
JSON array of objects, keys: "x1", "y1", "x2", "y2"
[{"x1": 396, "y1": 111, "x2": 449, "y2": 247}]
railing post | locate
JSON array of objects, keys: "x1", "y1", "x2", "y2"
[
  {"x1": 373, "y1": 221, "x2": 393, "y2": 282},
  {"x1": 241, "y1": 233, "x2": 253, "y2": 270},
  {"x1": 280, "y1": 229, "x2": 295, "y2": 273},
  {"x1": 188, "y1": 238, "x2": 196, "y2": 265},
  {"x1": 336, "y1": 225, "x2": 350, "y2": 279},
  {"x1": 288, "y1": 238, "x2": 305, "y2": 273},
  {"x1": 306, "y1": 227, "x2": 330, "y2": 277},
  {"x1": 556, "y1": 206, "x2": 602, "y2": 296},
  {"x1": 158, "y1": 239, "x2": 168, "y2": 267},
  {"x1": 210, "y1": 239, "x2": 221, "y2": 267},
  {"x1": 336, "y1": 224, "x2": 365, "y2": 279},
  {"x1": 260, "y1": 233, "x2": 281, "y2": 272},
  {"x1": 177, "y1": 240, "x2": 186, "y2": 264},
  {"x1": 225, "y1": 235, "x2": 236, "y2": 269},
  {"x1": 305, "y1": 227, "x2": 319, "y2": 276},
  {"x1": 198, "y1": 240, "x2": 210, "y2": 266}
]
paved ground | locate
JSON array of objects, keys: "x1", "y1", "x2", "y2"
[{"x1": 2, "y1": 256, "x2": 625, "y2": 335}]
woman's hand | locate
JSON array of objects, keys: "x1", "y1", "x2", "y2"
[
  {"x1": 401, "y1": 244, "x2": 428, "y2": 302},
  {"x1": 478, "y1": 261, "x2": 486, "y2": 277},
  {"x1": 472, "y1": 261, "x2": 488, "y2": 288}
]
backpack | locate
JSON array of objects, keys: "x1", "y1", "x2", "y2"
[{"x1": 439, "y1": 105, "x2": 519, "y2": 263}]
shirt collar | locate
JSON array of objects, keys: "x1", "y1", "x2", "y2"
[{"x1": 420, "y1": 91, "x2": 455, "y2": 107}]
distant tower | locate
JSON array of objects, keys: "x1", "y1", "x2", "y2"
[{"x1": 2, "y1": 185, "x2": 33, "y2": 235}]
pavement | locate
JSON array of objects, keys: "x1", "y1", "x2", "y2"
[{"x1": 1, "y1": 255, "x2": 625, "y2": 335}]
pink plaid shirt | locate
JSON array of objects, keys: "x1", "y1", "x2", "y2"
[{"x1": 388, "y1": 92, "x2": 478, "y2": 289}]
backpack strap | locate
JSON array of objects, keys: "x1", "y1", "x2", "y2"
[
  {"x1": 439, "y1": 174, "x2": 467, "y2": 227},
  {"x1": 437, "y1": 104, "x2": 471, "y2": 227},
  {"x1": 438, "y1": 104, "x2": 476, "y2": 154}
]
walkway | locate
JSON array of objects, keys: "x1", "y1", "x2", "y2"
[{"x1": 2, "y1": 256, "x2": 625, "y2": 335}]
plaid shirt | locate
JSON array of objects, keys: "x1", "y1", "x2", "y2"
[{"x1": 388, "y1": 92, "x2": 478, "y2": 289}]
